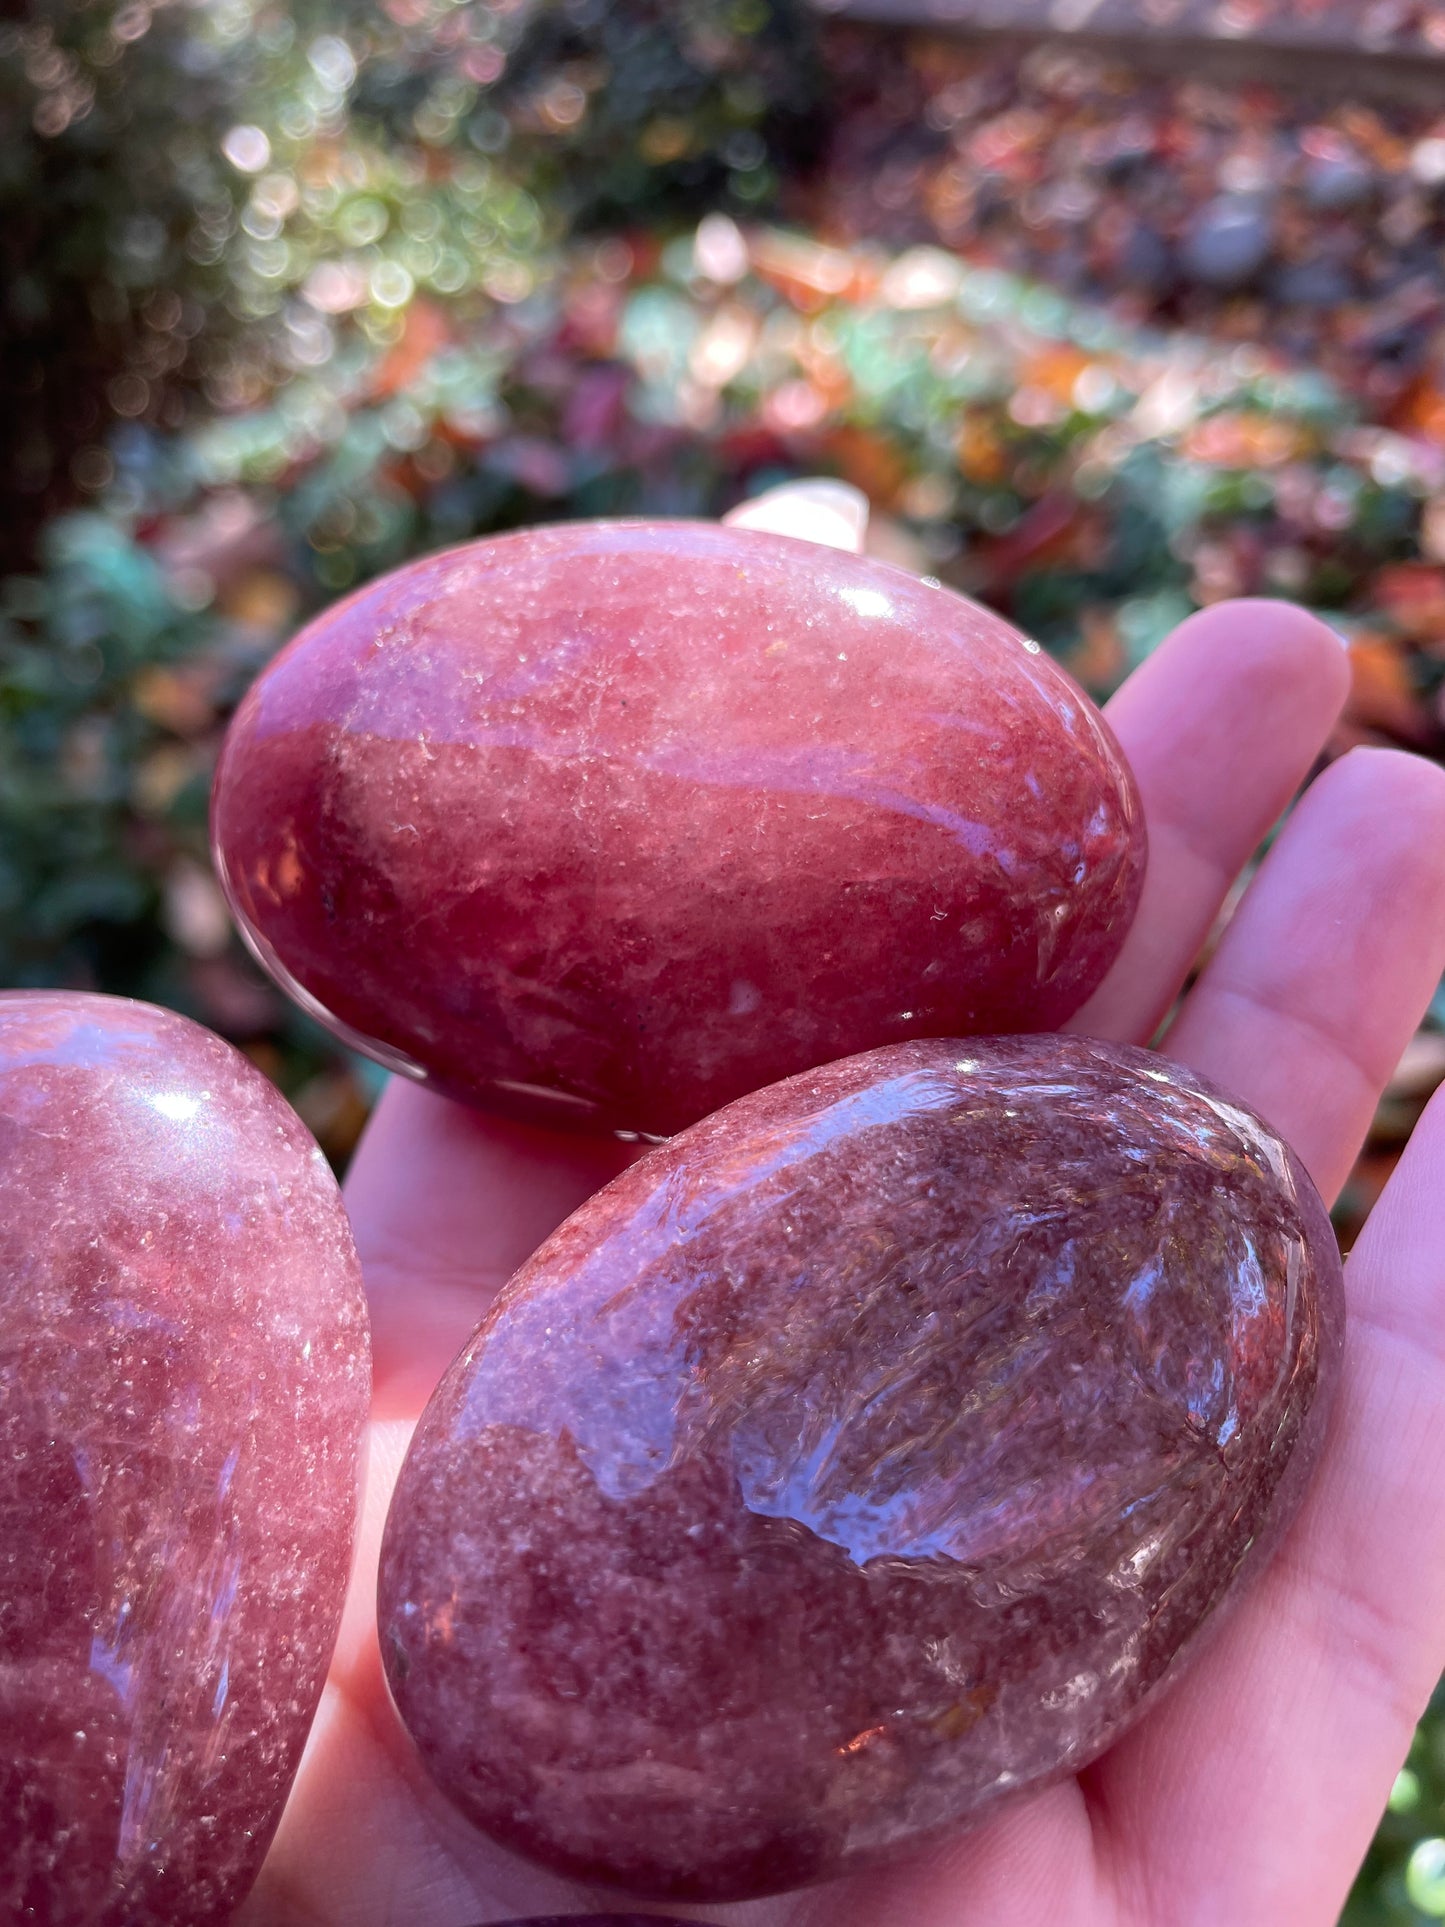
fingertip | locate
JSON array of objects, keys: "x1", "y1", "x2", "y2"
[
  {"x1": 1172, "y1": 596, "x2": 1349, "y2": 648},
  {"x1": 1322, "y1": 740, "x2": 1445, "y2": 808},
  {"x1": 1299, "y1": 745, "x2": 1445, "y2": 891},
  {"x1": 723, "y1": 478, "x2": 871, "y2": 553},
  {"x1": 1162, "y1": 731, "x2": 1445, "y2": 1199},
  {"x1": 1114, "y1": 598, "x2": 1351, "y2": 734}
]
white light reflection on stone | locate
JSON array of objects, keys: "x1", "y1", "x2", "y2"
[
  {"x1": 150, "y1": 1092, "x2": 202, "y2": 1122},
  {"x1": 838, "y1": 585, "x2": 892, "y2": 620}
]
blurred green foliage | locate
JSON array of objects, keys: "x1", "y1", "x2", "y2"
[
  {"x1": 0, "y1": 0, "x2": 820, "y2": 564},
  {"x1": 1350, "y1": 1678, "x2": 1445, "y2": 1924},
  {"x1": 4, "y1": 2, "x2": 1445, "y2": 1915}
]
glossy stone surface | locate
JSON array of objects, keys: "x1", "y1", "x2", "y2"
[
  {"x1": 212, "y1": 522, "x2": 1145, "y2": 1137},
  {"x1": 379, "y1": 1037, "x2": 1341, "y2": 1903},
  {"x1": 0, "y1": 993, "x2": 370, "y2": 1925}
]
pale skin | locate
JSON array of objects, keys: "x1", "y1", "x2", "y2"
[{"x1": 239, "y1": 479, "x2": 1445, "y2": 1927}]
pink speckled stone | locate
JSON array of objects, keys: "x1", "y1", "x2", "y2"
[
  {"x1": 212, "y1": 522, "x2": 1144, "y2": 1137},
  {"x1": 0, "y1": 993, "x2": 370, "y2": 1926},
  {"x1": 379, "y1": 1037, "x2": 1341, "y2": 1903}
]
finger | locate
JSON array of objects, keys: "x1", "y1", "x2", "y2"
[
  {"x1": 1068, "y1": 599, "x2": 1350, "y2": 1046},
  {"x1": 240, "y1": 1412, "x2": 611, "y2": 1927},
  {"x1": 787, "y1": 1780, "x2": 1100, "y2": 1927},
  {"x1": 346, "y1": 1085, "x2": 637, "y2": 1418},
  {"x1": 1082, "y1": 746, "x2": 1445, "y2": 1917},
  {"x1": 1085, "y1": 1076, "x2": 1445, "y2": 1926},
  {"x1": 723, "y1": 477, "x2": 870, "y2": 551},
  {"x1": 1162, "y1": 745, "x2": 1445, "y2": 1201}
]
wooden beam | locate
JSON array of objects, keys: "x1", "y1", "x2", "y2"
[
  {"x1": 813, "y1": 0, "x2": 1445, "y2": 100},
  {"x1": 815, "y1": 0, "x2": 1443, "y2": 51}
]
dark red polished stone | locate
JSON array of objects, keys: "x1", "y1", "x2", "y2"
[
  {"x1": 379, "y1": 1037, "x2": 1342, "y2": 1903},
  {"x1": 479, "y1": 1918, "x2": 703, "y2": 1925},
  {"x1": 0, "y1": 993, "x2": 370, "y2": 1925},
  {"x1": 211, "y1": 521, "x2": 1145, "y2": 1137}
]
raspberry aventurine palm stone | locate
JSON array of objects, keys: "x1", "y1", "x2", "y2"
[
  {"x1": 211, "y1": 521, "x2": 1145, "y2": 1138},
  {"x1": 379, "y1": 1037, "x2": 1342, "y2": 1904},
  {"x1": 0, "y1": 994, "x2": 370, "y2": 1925}
]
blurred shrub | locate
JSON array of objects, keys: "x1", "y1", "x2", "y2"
[
  {"x1": 0, "y1": 0, "x2": 821, "y2": 571},
  {"x1": 494, "y1": 0, "x2": 824, "y2": 227},
  {"x1": 2, "y1": 0, "x2": 246, "y2": 565},
  {"x1": 1348, "y1": 1677, "x2": 1445, "y2": 1923}
]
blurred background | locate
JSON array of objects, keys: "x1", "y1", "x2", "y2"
[{"x1": 5, "y1": 0, "x2": 1445, "y2": 1911}]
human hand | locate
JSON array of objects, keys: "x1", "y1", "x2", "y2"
[{"x1": 238, "y1": 480, "x2": 1445, "y2": 1927}]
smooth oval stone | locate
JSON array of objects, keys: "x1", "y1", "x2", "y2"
[
  {"x1": 211, "y1": 522, "x2": 1145, "y2": 1137},
  {"x1": 379, "y1": 1037, "x2": 1341, "y2": 1903},
  {"x1": 0, "y1": 993, "x2": 370, "y2": 1925}
]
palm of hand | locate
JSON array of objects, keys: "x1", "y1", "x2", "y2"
[{"x1": 240, "y1": 486, "x2": 1445, "y2": 1927}]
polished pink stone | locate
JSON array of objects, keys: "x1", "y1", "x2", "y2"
[
  {"x1": 211, "y1": 522, "x2": 1145, "y2": 1137},
  {"x1": 0, "y1": 993, "x2": 370, "y2": 1926},
  {"x1": 378, "y1": 1037, "x2": 1341, "y2": 1903}
]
